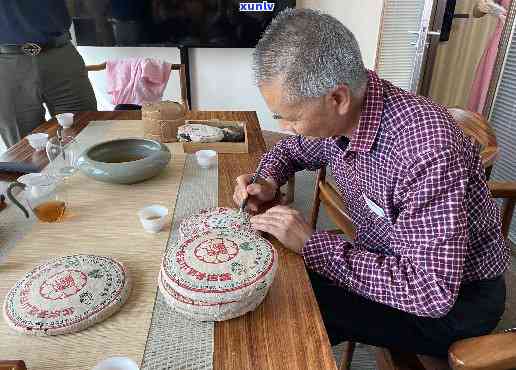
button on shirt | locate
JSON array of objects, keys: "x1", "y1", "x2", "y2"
[
  {"x1": 260, "y1": 70, "x2": 510, "y2": 318},
  {"x1": 0, "y1": 0, "x2": 71, "y2": 44}
]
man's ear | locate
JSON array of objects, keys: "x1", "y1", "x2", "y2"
[
  {"x1": 279, "y1": 120, "x2": 295, "y2": 133},
  {"x1": 327, "y1": 85, "x2": 352, "y2": 116}
]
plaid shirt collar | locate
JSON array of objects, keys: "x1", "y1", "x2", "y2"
[{"x1": 347, "y1": 70, "x2": 384, "y2": 153}]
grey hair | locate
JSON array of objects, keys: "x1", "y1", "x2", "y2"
[{"x1": 253, "y1": 8, "x2": 368, "y2": 102}]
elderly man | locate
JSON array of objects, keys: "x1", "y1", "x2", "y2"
[
  {"x1": 233, "y1": 8, "x2": 509, "y2": 358},
  {"x1": 0, "y1": 0, "x2": 97, "y2": 148}
]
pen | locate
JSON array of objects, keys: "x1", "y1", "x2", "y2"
[{"x1": 240, "y1": 160, "x2": 265, "y2": 213}]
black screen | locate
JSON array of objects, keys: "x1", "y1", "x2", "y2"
[{"x1": 70, "y1": 0, "x2": 296, "y2": 47}]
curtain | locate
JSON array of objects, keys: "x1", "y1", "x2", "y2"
[{"x1": 467, "y1": 0, "x2": 510, "y2": 113}]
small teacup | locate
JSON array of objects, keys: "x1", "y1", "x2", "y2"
[
  {"x1": 55, "y1": 113, "x2": 74, "y2": 128},
  {"x1": 138, "y1": 205, "x2": 169, "y2": 233},
  {"x1": 27, "y1": 133, "x2": 49, "y2": 151},
  {"x1": 195, "y1": 150, "x2": 217, "y2": 168}
]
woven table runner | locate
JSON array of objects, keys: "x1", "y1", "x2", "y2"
[
  {"x1": 0, "y1": 120, "x2": 186, "y2": 369},
  {"x1": 141, "y1": 155, "x2": 216, "y2": 370}
]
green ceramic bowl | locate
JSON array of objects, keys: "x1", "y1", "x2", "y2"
[{"x1": 77, "y1": 138, "x2": 171, "y2": 184}]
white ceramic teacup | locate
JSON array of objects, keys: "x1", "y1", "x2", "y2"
[
  {"x1": 92, "y1": 356, "x2": 139, "y2": 370},
  {"x1": 27, "y1": 133, "x2": 49, "y2": 151},
  {"x1": 55, "y1": 113, "x2": 75, "y2": 128},
  {"x1": 195, "y1": 150, "x2": 217, "y2": 168},
  {"x1": 138, "y1": 205, "x2": 169, "y2": 233}
]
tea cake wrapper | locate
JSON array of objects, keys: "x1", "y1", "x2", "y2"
[
  {"x1": 158, "y1": 271, "x2": 266, "y2": 321},
  {"x1": 177, "y1": 124, "x2": 224, "y2": 143},
  {"x1": 221, "y1": 126, "x2": 245, "y2": 142},
  {"x1": 178, "y1": 207, "x2": 253, "y2": 241},
  {"x1": 3, "y1": 255, "x2": 131, "y2": 336}
]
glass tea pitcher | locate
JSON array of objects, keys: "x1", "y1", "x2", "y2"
[{"x1": 7, "y1": 174, "x2": 67, "y2": 222}]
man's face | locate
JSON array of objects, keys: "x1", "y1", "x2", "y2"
[{"x1": 259, "y1": 78, "x2": 353, "y2": 138}]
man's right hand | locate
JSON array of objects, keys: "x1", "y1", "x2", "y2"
[{"x1": 233, "y1": 174, "x2": 279, "y2": 213}]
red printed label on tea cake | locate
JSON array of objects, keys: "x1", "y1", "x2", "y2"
[{"x1": 162, "y1": 229, "x2": 275, "y2": 296}]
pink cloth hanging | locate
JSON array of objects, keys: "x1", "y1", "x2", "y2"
[
  {"x1": 467, "y1": 0, "x2": 509, "y2": 113},
  {"x1": 106, "y1": 58, "x2": 172, "y2": 105}
]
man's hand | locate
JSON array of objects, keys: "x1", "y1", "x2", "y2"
[
  {"x1": 233, "y1": 174, "x2": 278, "y2": 213},
  {"x1": 250, "y1": 205, "x2": 314, "y2": 254}
]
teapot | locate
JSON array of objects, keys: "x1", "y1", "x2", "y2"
[{"x1": 6, "y1": 174, "x2": 66, "y2": 222}]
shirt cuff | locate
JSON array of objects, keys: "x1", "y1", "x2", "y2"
[
  {"x1": 302, "y1": 231, "x2": 343, "y2": 272},
  {"x1": 259, "y1": 165, "x2": 287, "y2": 188}
]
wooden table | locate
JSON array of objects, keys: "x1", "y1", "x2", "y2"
[{"x1": 0, "y1": 111, "x2": 337, "y2": 370}]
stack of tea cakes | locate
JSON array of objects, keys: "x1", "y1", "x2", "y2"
[{"x1": 159, "y1": 207, "x2": 277, "y2": 321}]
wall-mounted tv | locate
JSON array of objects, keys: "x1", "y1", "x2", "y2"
[{"x1": 70, "y1": 0, "x2": 296, "y2": 47}]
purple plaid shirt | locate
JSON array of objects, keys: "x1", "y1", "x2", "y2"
[{"x1": 260, "y1": 70, "x2": 510, "y2": 318}]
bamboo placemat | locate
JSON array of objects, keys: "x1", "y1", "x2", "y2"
[{"x1": 0, "y1": 120, "x2": 186, "y2": 369}]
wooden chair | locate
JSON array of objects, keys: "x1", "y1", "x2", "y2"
[
  {"x1": 0, "y1": 361, "x2": 27, "y2": 370},
  {"x1": 310, "y1": 166, "x2": 356, "y2": 370},
  {"x1": 85, "y1": 62, "x2": 190, "y2": 110},
  {"x1": 262, "y1": 130, "x2": 296, "y2": 204},
  {"x1": 310, "y1": 109, "x2": 516, "y2": 370}
]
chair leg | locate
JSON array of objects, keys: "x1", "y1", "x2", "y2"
[
  {"x1": 310, "y1": 168, "x2": 326, "y2": 229},
  {"x1": 376, "y1": 347, "x2": 397, "y2": 370},
  {"x1": 375, "y1": 348, "x2": 425, "y2": 370},
  {"x1": 416, "y1": 355, "x2": 450, "y2": 370},
  {"x1": 285, "y1": 175, "x2": 295, "y2": 204},
  {"x1": 338, "y1": 341, "x2": 356, "y2": 370}
]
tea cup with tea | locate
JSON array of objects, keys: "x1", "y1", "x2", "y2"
[
  {"x1": 7, "y1": 174, "x2": 67, "y2": 223},
  {"x1": 138, "y1": 205, "x2": 169, "y2": 233}
]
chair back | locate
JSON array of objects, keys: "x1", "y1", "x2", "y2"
[
  {"x1": 447, "y1": 109, "x2": 515, "y2": 239},
  {"x1": 448, "y1": 108, "x2": 499, "y2": 177},
  {"x1": 85, "y1": 62, "x2": 190, "y2": 110},
  {"x1": 489, "y1": 182, "x2": 516, "y2": 240}
]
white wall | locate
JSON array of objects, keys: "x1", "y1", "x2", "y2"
[
  {"x1": 298, "y1": 0, "x2": 383, "y2": 68},
  {"x1": 77, "y1": 1, "x2": 383, "y2": 132}
]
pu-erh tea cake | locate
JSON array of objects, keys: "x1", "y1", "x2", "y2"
[
  {"x1": 158, "y1": 271, "x2": 266, "y2": 321},
  {"x1": 178, "y1": 207, "x2": 253, "y2": 241},
  {"x1": 160, "y1": 229, "x2": 277, "y2": 321},
  {"x1": 3, "y1": 255, "x2": 131, "y2": 336},
  {"x1": 177, "y1": 123, "x2": 224, "y2": 143}
]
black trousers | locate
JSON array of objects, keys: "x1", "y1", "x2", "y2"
[{"x1": 308, "y1": 270, "x2": 506, "y2": 357}]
